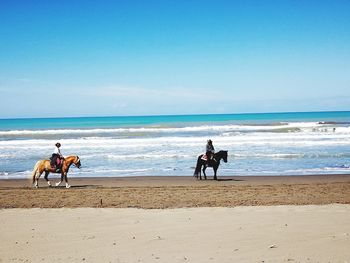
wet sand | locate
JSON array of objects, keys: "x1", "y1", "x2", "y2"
[{"x1": 1, "y1": 175, "x2": 349, "y2": 208}]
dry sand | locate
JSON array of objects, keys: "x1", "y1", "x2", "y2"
[
  {"x1": 1, "y1": 205, "x2": 350, "y2": 262},
  {"x1": 1, "y1": 175, "x2": 350, "y2": 262}
]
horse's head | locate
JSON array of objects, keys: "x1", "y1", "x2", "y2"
[{"x1": 74, "y1": 156, "x2": 82, "y2": 168}]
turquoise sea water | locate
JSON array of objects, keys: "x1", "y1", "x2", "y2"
[
  {"x1": 1, "y1": 111, "x2": 350, "y2": 130},
  {"x1": 0, "y1": 111, "x2": 350, "y2": 179}
]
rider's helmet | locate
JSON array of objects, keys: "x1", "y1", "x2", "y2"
[
  {"x1": 55, "y1": 142, "x2": 61, "y2": 148},
  {"x1": 207, "y1": 139, "x2": 212, "y2": 144}
]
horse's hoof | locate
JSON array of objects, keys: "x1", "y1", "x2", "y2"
[{"x1": 66, "y1": 184, "x2": 71, "y2": 189}]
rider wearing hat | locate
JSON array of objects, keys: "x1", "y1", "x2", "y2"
[{"x1": 206, "y1": 139, "x2": 215, "y2": 162}]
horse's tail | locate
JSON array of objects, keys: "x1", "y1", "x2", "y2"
[
  {"x1": 193, "y1": 155, "x2": 202, "y2": 176},
  {"x1": 31, "y1": 161, "x2": 41, "y2": 184}
]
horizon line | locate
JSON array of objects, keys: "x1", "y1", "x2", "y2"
[{"x1": 0, "y1": 110, "x2": 349, "y2": 121}]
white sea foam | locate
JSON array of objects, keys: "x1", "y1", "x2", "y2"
[
  {"x1": 1, "y1": 120, "x2": 350, "y2": 178},
  {"x1": 0, "y1": 121, "x2": 348, "y2": 136},
  {"x1": 1, "y1": 132, "x2": 349, "y2": 150},
  {"x1": 106, "y1": 153, "x2": 193, "y2": 160},
  {"x1": 282, "y1": 166, "x2": 350, "y2": 174}
]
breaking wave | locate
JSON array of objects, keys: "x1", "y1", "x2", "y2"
[{"x1": 1, "y1": 118, "x2": 350, "y2": 178}]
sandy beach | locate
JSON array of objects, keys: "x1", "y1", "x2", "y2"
[
  {"x1": 1, "y1": 175, "x2": 350, "y2": 262},
  {"x1": 1, "y1": 205, "x2": 350, "y2": 262},
  {"x1": 1, "y1": 175, "x2": 349, "y2": 208}
]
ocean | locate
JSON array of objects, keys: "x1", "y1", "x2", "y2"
[{"x1": 1, "y1": 111, "x2": 350, "y2": 179}]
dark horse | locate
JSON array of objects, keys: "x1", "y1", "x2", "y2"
[{"x1": 193, "y1": 150, "x2": 228, "y2": 180}]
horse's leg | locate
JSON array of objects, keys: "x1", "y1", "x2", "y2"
[
  {"x1": 34, "y1": 170, "x2": 43, "y2": 188},
  {"x1": 198, "y1": 165, "x2": 203, "y2": 180},
  {"x1": 213, "y1": 166, "x2": 218, "y2": 180},
  {"x1": 44, "y1": 171, "x2": 52, "y2": 187},
  {"x1": 202, "y1": 167, "x2": 207, "y2": 180},
  {"x1": 64, "y1": 172, "x2": 71, "y2": 188},
  {"x1": 55, "y1": 173, "x2": 64, "y2": 187}
]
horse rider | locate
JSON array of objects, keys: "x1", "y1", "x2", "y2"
[
  {"x1": 206, "y1": 139, "x2": 215, "y2": 162},
  {"x1": 51, "y1": 142, "x2": 64, "y2": 170}
]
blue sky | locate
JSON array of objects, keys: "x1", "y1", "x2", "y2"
[{"x1": 0, "y1": 0, "x2": 350, "y2": 118}]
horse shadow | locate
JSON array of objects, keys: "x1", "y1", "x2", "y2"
[
  {"x1": 216, "y1": 178, "x2": 244, "y2": 182},
  {"x1": 67, "y1": 185, "x2": 101, "y2": 189}
]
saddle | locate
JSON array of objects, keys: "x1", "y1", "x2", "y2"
[
  {"x1": 201, "y1": 154, "x2": 216, "y2": 167},
  {"x1": 201, "y1": 154, "x2": 208, "y2": 161}
]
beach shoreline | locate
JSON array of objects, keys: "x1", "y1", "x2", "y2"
[
  {"x1": 1, "y1": 174, "x2": 349, "y2": 208},
  {"x1": 2, "y1": 173, "x2": 350, "y2": 185}
]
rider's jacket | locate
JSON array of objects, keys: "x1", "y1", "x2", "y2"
[{"x1": 206, "y1": 144, "x2": 215, "y2": 154}]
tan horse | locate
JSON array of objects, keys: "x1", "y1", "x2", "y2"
[{"x1": 32, "y1": 156, "x2": 81, "y2": 188}]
